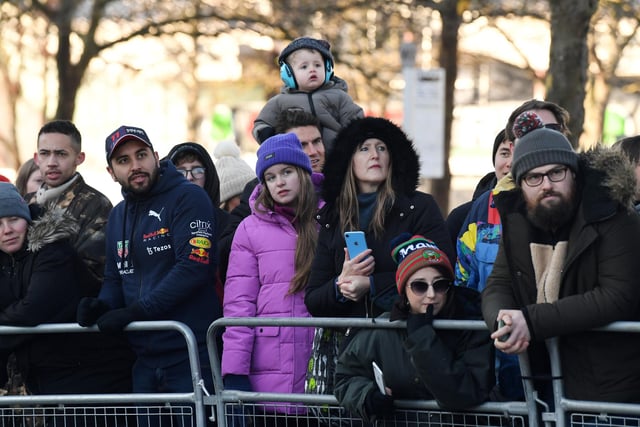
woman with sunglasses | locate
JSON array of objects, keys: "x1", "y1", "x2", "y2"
[{"x1": 334, "y1": 234, "x2": 493, "y2": 423}]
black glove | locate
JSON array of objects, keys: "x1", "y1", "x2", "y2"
[
  {"x1": 0, "y1": 356, "x2": 8, "y2": 389},
  {"x1": 223, "y1": 374, "x2": 252, "y2": 392},
  {"x1": 407, "y1": 304, "x2": 434, "y2": 335},
  {"x1": 223, "y1": 375, "x2": 253, "y2": 427},
  {"x1": 256, "y1": 126, "x2": 275, "y2": 144},
  {"x1": 77, "y1": 297, "x2": 110, "y2": 327},
  {"x1": 96, "y1": 303, "x2": 145, "y2": 333},
  {"x1": 364, "y1": 389, "x2": 394, "y2": 420}
]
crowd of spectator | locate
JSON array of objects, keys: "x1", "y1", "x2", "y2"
[{"x1": 1, "y1": 35, "x2": 640, "y2": 427}]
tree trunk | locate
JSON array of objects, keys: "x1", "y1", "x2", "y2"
[
  {"x1": 431, "y1": 0, "x2": 460, "y2": 215},
  {"x1": 0, "y1": 57, "x2": 21, "y2": 170},
  {"x1": 547, "y1": 0, "x2": 598, "y2": 147},
  {"x1": 583, "y1": 72, "x2": 611, "y2": 149},
  {"x1": 54, "y1": 15, "x2": 82, "y2": 120}
]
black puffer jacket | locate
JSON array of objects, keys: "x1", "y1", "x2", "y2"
[
  {"x1": 334, "y1": 287, "x2": 493, "y2": 423},
  {"x1": 0, "y1": 207, "x2": 134, "y2": 394},
  {"x1": 305, "y1": 117, "x2": 454, "y2": 318}
]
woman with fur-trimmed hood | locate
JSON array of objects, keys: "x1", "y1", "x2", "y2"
[
  {"x1": 0, "y1": 183, "x2": 133, "y2": 395},
  {"x1": 305, "y1": 117, "x2": 454, "y2": 319}
]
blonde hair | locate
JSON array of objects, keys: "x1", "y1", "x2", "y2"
[
  {"x1": 337, "y1": 153, "x2": 395, "y2": 239},
  {"x1": 255, "y1": 166, "x2": 318, "y2": 294},
  {"x1": 287, "y1": 48, "x2": 323, "y2": 67}
]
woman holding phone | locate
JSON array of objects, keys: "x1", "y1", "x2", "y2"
[
  {"x1": 333, "y1": 234, "x2": 493, "y2": 423},
  {"x1": 303, "y1": 117, "x2": 453, "y2": 397},
  {"x1": 305, "y1": 117, "x2": 453, "y2": 319}
]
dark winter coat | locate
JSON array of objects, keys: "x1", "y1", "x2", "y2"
[
  {"x1": 100, "y1": 160, "x2": 222, "y2": 367},
  {"x1": 218, "y1": 178, "x2": 258, "y2": 282},
  {"x1": 305, "y1": 117, "x2": 454, "y2": 318},
  {"x1": 0, "y1": 208, "x2": 133, "y2": 394},
  {"x1": 446, "y1": 171, "x2": 496, "y2": 248},
  {"x1": 334, "y1": 287, "x2": 493, "y2": 423},
  {"x1": 27, "y1": 173, "x2": 112, "y2": 295},
  {"x1": 483, "y1": 147, "x2": 640, "y2": 402}
]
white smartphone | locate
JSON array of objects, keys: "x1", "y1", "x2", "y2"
[
  {"x1": 344, "y1": 231, "x2": 368, "y2": 259},
  {"x1": 372, "y1": 361, "x2": 386, "y2": 395}
]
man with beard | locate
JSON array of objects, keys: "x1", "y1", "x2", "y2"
[
  {"x1": 482, "y1": 111, "x2": 640, "y2": 406},
  {"x1": 77, "y1": 125, "x2": 221, "y2": 411}
]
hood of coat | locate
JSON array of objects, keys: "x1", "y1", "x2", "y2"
[
  {"x1": 578, "y1": 145, "x2": 637, "y2": 221},
  {"x1": 321, "y1": 117, "x2": 420, "y2": 204},
  {"x1": 164, "y1": 142, "x2": 221, "y2": 206},
  {"x1": 27, "y1": 206, "x2": 79, "y2": 252}
]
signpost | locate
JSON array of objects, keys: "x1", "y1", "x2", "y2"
[{"x1": 401, "y1": 38, "x2": 445, "y2": 179}]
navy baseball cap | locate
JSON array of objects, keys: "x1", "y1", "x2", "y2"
[{"x1": 105, "y1": 125, "x2": 153, "y2": 162}]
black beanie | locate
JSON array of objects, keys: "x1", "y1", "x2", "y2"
[{"x1": 278, "y1": 37, "x2": 334, "y2": 66}]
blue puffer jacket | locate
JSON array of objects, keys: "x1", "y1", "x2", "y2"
[{"x1": 100, "y1": 160, "x2": 222, "y2": 366}]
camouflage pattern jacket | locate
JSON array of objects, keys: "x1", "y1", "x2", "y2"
[{"x1": 28, "y1": 173, "x2": 112, "y2": 294}]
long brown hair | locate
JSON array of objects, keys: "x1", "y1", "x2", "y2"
[
  {"x1": 255, "y1": 166, "x2": 318, "y2": 294},
  {"x1": 337, "y1": 152, "x2": 395, "y2": 239}
]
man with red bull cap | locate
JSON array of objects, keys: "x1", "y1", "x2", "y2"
[{"x1": 77, "y1": 125, "x2": 222, "y2": 415}]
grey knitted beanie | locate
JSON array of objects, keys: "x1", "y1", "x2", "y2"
[
  {"x1": 0, "y1": 182, "x2": 31, "y2": 222},
  {"x1": 511, "y1": 111, "x2": 578, "y2": 184}
]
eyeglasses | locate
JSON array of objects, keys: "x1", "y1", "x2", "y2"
[
  {"x1": 177, "y1": 167, "x2": 205, "y2": 179},
  {"x1": 408, "y1": 278, "x2": 451, "y2": 296},
  {"x1": 522, "y1": 166, "x2": 568, "y2": 187},
  {"x1": 543, "y1": 123, "x2": 562, "y2": 132}
]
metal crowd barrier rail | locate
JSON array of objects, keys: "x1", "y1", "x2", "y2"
[
  {"x1": 206, "y1": 317, "x2": 538, "y2": 427},
  {"x1": 0, "y1": 321, "x2": 208, "y2": 427},
  {"x1": 545, "y1": 322, "x2": 640, "y2": 427}
]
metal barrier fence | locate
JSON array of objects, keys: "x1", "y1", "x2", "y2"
[
  {"x1": 206, "y1": 317, "x2": 539, "y2": 427},
  {"x1": 544, "y1": 322, "x2": 640, "y2": 427},
  {"x1": 2, "y1": 319, "x2": 639, "y2": 427},
  {"x1": 0, "y1": 321, "x2": 209, "y2": 427}
]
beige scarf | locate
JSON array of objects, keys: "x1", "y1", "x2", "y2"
[
  {"x1": 530, "y1": 241, "x2": 568, "y2": 303},
  {"x1": 35, "y1": 173, "x2": 78, "y2": 205}
]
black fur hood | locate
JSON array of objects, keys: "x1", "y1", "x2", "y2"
[
  {"x1": 27, "y1": 207, "x2": 79, "y2": 252},
  {"x1": 578, "y1": 145, "x2": 637, "y2": 221},
  {"x1": 321, "y1": 117, "x2": 420, "y2": 204}
]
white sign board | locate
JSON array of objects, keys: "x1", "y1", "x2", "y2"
[{"x1": 402, "y1": 68, "x2": 446, "y2": 179}]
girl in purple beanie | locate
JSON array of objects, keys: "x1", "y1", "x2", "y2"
[{"x1": 222, "y1": 133, "x2": 324, "y2": 425}]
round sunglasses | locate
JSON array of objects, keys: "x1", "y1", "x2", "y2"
[{"x1": 408, "y1": 278, "x2": 452, "y2": 296}]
